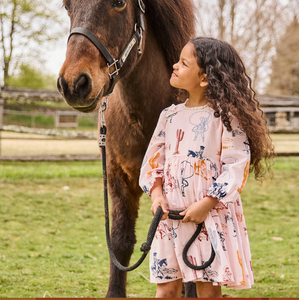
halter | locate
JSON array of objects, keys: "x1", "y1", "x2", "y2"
[{"x1": 67, "y1": 0, "x2": 146, "y2": 96}]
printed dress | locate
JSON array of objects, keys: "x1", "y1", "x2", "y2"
[{"x1": 139, "y1": 101, "x2": 254, "y2": 289}]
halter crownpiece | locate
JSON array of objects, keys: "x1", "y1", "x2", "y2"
[{"x1": 67, "y1": 1, "x2": 145, "y2": 96}]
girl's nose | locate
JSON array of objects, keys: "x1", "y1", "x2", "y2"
[{"x1": 173, "y1": 62, "x2": 178, "y2": 69}]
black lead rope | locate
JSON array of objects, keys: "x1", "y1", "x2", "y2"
[{"x1": 99, "y1": 114, "x2": 215, "y2": 272}]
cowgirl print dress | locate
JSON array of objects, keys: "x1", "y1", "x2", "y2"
[{"x1": 139, "y1": 101, "x2": 254, "y2": 290}]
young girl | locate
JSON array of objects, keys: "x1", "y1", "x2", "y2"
[{"x1": 139, "y1": 37, "x2": 274, "y2": 298}]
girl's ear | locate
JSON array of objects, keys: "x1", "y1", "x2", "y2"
[{"x1": 200, "y1": 74, "x2": 208, "y2": 87}]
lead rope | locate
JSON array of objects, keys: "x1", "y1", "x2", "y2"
[{"x1": 99, "y1": 97, "x2": 215, "y2": 271}]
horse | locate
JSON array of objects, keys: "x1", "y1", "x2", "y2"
[{"x1": 57, "y1": 0, "x2": 195, "y2": 297}]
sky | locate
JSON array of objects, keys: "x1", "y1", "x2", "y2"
[{"x1": 45, "y1": 0, "x2": 70, "y2": 77}]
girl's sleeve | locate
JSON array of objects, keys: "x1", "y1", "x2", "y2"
[
  {"x1": 139, "y1": 109, "x2": 167, "y2": 196},
  {"x1": 207, "y1": 116, "x2": 251, "y2": 208}
]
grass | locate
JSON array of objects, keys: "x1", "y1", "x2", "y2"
[
  {"x1": 0, "y1": 158, "x2": 298, "y2": 297},
  {"x1": 4, "y1": 111, "x2": 97, "y2": 130},
  {"x1": 3, "y1": 114, "x2": 55, "y2": 128}
]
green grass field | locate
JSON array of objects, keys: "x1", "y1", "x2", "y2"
[
  {"x1": 3, "y1": 113, "x2": 97, "y2": 130},
  {"x1": 0, "y1": 158, "x2": 298, "y2": 297}
]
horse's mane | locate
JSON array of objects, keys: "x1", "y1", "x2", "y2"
[{"x1": 144, "y1": 0, "x2": 196, "y2": 71}]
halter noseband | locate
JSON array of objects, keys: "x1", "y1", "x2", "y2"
[{"x1": 67, "y1": 0, "x2": 145, "y2": 96}]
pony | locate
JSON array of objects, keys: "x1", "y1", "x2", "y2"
[{"x1": 57, "y1": 0, "x2": 195, "y2": 297}]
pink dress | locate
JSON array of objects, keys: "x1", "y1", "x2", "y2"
[{"x1": 139, "y1": 101, "x2": 254, "y2": 289}]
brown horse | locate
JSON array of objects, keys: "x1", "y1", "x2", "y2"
[{"x1": 57, "y1": 0, "x2": 195, "y2": 297}]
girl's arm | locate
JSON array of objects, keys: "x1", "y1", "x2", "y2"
[
  {"x1": 179, "y1": 196, "x2": 219, "y2": 224},
  {"x1": 150, "y1": 178, "x2": 169, "y2": 220},
  {"x1": 139, "y1": 109, "x2": 167, "y2": 196},
  {"x1": 207, "y1": 116, "x2": 251, "y2": 208}
]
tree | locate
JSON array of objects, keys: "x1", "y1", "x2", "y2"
[
  {"x1": 6, "y1": 63, "x2": 57, "y2": 90},
  {"x1": 194, "y1": 0, "x2": 291, "y2": 93},
  {"x1": 268, "y1": 17, "x2": 299, "y2": 96},
  {"x1": 0, "y1": 0, "x2": 64, "y2": 87}
]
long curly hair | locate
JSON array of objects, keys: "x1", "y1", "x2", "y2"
[{"x1": 190, "y1": 37, "x2": 275, "y2": 180}]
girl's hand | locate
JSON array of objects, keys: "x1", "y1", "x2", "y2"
[
  {"x1": 179, "y1": 196, "x2": 219, "y2": 224},
  {"x1": 151, "y1": 195, "x2": 169, "y2": 220}
]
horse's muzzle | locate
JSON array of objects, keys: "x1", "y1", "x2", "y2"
[{"x1": 57, "y1": 73, "x2": 101, "y2": 112}]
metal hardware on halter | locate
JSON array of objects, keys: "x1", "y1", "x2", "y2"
[
  {"x1": 138, "y1": 0, "x2": 145, "y2": 13},
  {"x1": 99, "y1": 97, "x2": 108, "y2": 147},
  {"x1": 107, "y1": 59, "x2": 120, "y2": 79},
  {"x1": 99, "y1": 126, "x2": 106, "y2": 147},
  {"x1": 137, "y1": 27, "x2": 143, "y2": 56},
  {"x1": 100, "y1": 96, "x2": 108, "y2": 125}
]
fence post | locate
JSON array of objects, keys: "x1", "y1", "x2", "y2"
[{"x1": 0, "y1": 94, "x2": 4, "y2": 156}]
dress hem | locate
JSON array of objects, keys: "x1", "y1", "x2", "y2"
[{"x1": 151, "y1": 276, "x2": 253, "y2": 290}]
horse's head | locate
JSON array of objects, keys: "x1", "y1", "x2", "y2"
[{"x1": 57, "y1": 0, "x2": 145, "y2": 112}]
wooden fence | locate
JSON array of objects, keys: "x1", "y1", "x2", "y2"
[
  {"x1": 0, "y1": 87, "x2": 100, "y2": 160},
  {"x1": 0, "y1": 87, "x2": 299, "y2": 160}
]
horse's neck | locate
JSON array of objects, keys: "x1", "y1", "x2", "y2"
[{"x1": 119, "y1": 26, "x2": 177, "y2": 131}]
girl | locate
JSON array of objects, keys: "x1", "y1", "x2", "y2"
[{"x1": 139, "y1": 37, "x2": 274, "y2": 298}]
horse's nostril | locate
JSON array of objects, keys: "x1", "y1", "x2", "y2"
[
  {"x1": 76, "y1": 75, "x2": 87, "y2": 87},
  {"x1": 57, "y1": 76, "x2": 68, "y2": 97},
  {"x1": 74, "y1": 74, "x2": 92, "y2": 98}
]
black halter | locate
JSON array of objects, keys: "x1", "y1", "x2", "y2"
[{"x1": 67, "y1": 0, "x2": 146, "y2": 96}]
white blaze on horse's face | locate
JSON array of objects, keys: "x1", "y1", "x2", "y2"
[{"x1": 57, "y1": 0, "x2": 140, "y2": 113}]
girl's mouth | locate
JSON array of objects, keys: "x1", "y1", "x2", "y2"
[{"x1": 172, "y1": 72, "x2": 178, "y2": 77}]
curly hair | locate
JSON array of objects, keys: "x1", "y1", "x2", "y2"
[{"x1": 190, "y1": 37, "x2": 275, "y2": 180}]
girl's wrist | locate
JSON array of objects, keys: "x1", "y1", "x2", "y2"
[
  {"x1": 202, "y1": 196, "x2": 219, "y2": 210},
  {"x1": 150, "y1": 178, "x2": 163, "y2": 199},
  {"x1": 151, "y1": 194, "x2": 164, "y2": 203}
]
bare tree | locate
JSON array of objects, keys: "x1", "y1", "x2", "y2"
[
  {"x1": 194, "y1": 0, "x2": 292, "y2": 93},
  {"x1": 268, "y1": 17, "x2": 299, "y2": 96},
  {"x1": 0, "y1": 0, "x2": 64, "y2": 87}
]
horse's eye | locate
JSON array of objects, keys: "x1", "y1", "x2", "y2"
[
  {"x1": 63, "y1": 1, "x2": 70, "y2": 12},
  {"x1": 113, "y1": 0, "x2": 127, "y2": 11}
]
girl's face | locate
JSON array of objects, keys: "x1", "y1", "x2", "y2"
[{"x1": 170, "y1": 43, "x2": 206, "y2": 92}]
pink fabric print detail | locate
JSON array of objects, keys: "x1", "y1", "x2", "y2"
[
  {"x1": 189, "y1": 111, "x2": 212, "y2": 142},
  {"x1": 222, "y1": 137, "x2": 234, "y2": 149},
  {"x1": 187, "y1": 255, "x2": 198, "y2": 278},
  {"x1": 223, "y1": 266, "x2": 233, "y2": 282},
  {"x1": 173, "y1": 129, "x2": 184, "y2": 155},
  {"x1": 165, "y1": 163, "x2": 178, "y2": 193},
  {"x1": 151, "y1": 252, "x2": 179, "y2": 280},
  {"x1": 180, "y1": 160, "x2": 194, "y2": 197},
  {"x1": 155, "y1": 223, "x2": 172, "y2": 240}
]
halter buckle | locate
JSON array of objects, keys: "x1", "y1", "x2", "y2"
[{"x1": 107, "y1": 59, "x2": 120, "y2": 79}]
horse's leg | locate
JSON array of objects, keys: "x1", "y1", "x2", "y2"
[
  {"x1": 183, "y1": 282, "x2": 197, "y2": 298},
  {"x1": 105, "y1": 161, "x2": 141, "y2": 298}
]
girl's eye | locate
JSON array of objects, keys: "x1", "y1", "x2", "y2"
[
  {"x1": 183, "y1": 62, "x2": 187, "y2": 67},
  {"x1": 113, "y1": 0, "x2": 127, "y2": 10}
]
